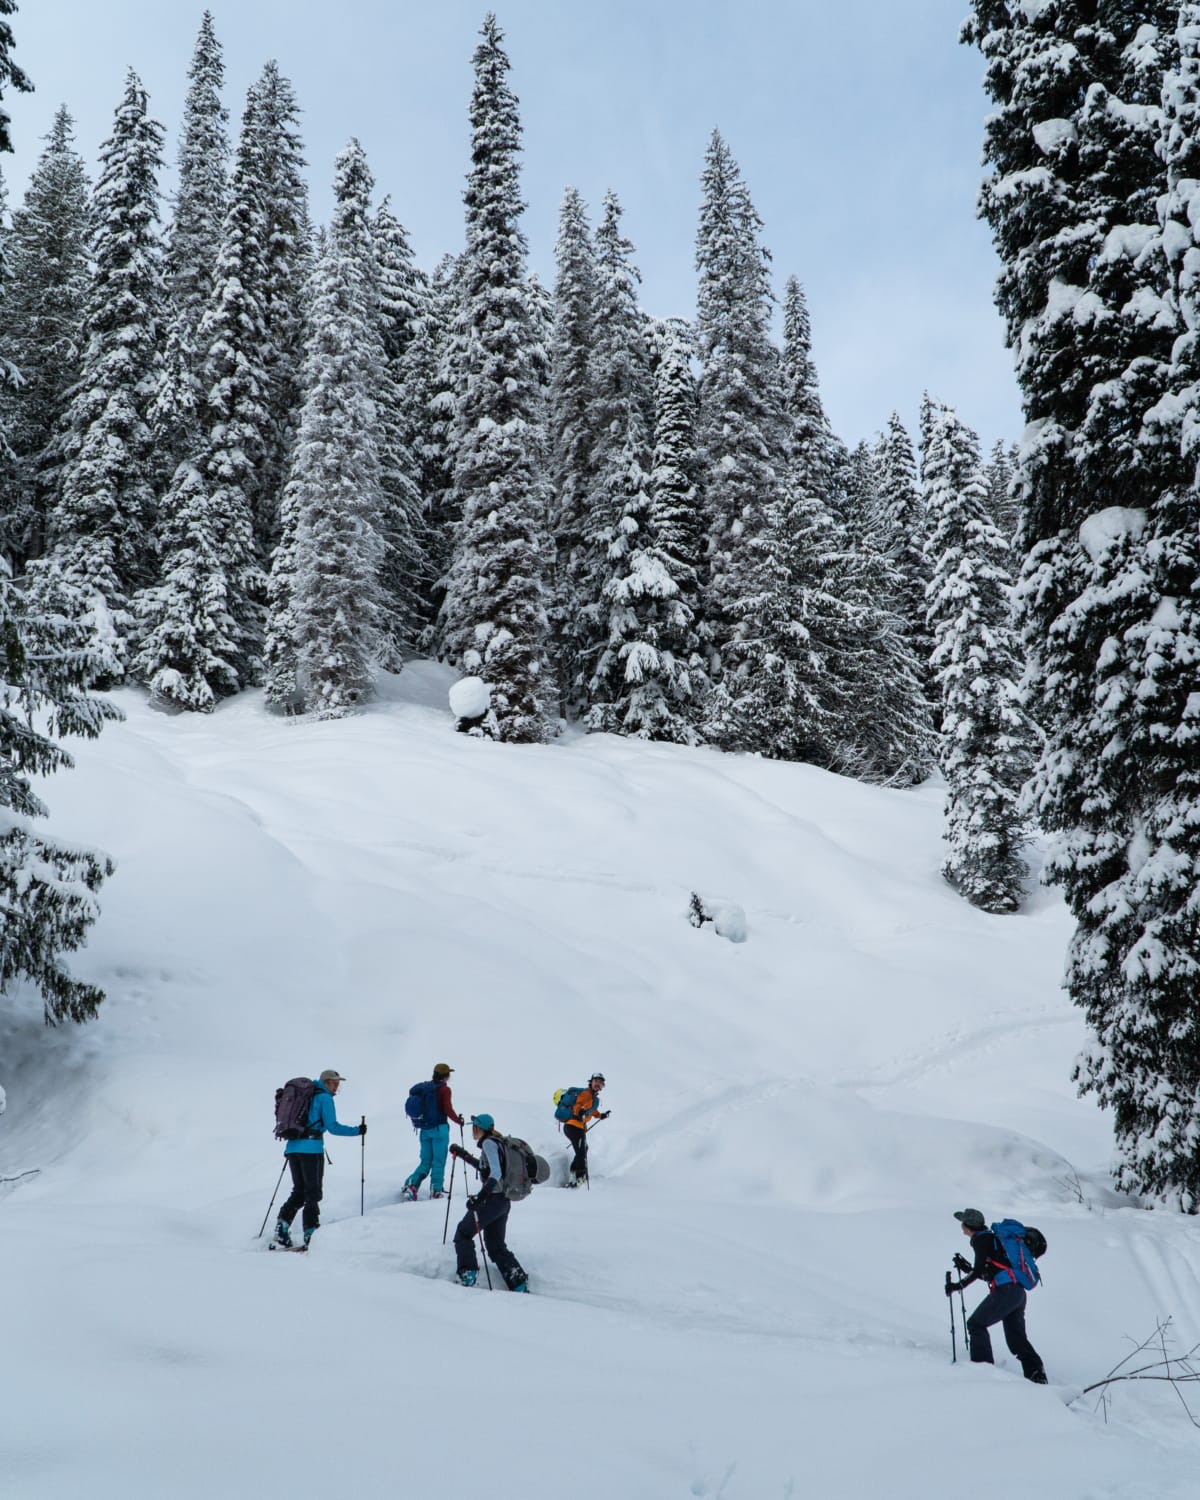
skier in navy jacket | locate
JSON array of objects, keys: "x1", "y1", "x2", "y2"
[
  {"x1": 274, "y1": 1070, "x2": 364, "y2": 1249},
  {"x1": 945, "y1": 1208, "x2": 1047, "y2": 1383}
]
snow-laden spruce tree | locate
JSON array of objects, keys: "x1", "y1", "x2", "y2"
[
  {"x1": 371, "y1": 196, "x2": 431, "y2": 657},
  {"x1": 696, "y1": 131, "x2": 808, "y2": 756},
  {"x1": 830, "y1": 442, "x2": 935, "y2": 784},
  {"x1": 264, "y1": 142, "x2": 386, "y2": 718},
  {"x1": 878, "y1": 411, "x2": 934, "y2": 696},
  {"x1": 586, "y1": 194, "x2": 700, "y2": 740},
  {"x1": 964, "y1": 1, "x2": 1200, "y2": 1203},
  {"x1": 547, "y1": 185, "x2": 597, "y2": 714},
  {"x1": 775, "y1": 275, "x2": 868, "y2": 768},
  {"x1": 416, "y1": 252, "x2": 464, "y2": 634},
  {"x1": 26, "y1": 72, "x2": 164, "y2": 686},
  {"x1": 0, "y1": 0, "x2": 31, "y2": 155},
  {"x1": 149, "y1": 10, "x2": 229, "y2": 481},
  {"x1": 135, "y1": 73, "x2": 271, "y2": 708},
  {"x1": 438, "y1": 15, "x2": 550, "y2": 742},
  {"x1": 1057, "y1": 5, "x2": 1200, "y2": 1206},
  {"x1": 923, "y1": 403, "x2": 1035, "y2": 912},
  {"x1": 0, "y1": 106, "x2": 89, "y2": 567},
  {"x1": 1, "y1": 557, "x2": 119, "y2": 1023},
  {"x1": 984, "y1": 440, "x2": 1019, "y2": 542},
  {"x1": 249, "y1": 61, "x2": 310, "y2": 552}
]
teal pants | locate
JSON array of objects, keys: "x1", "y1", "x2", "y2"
[{"x1": 405, "y1": 1123, "x2": 450, "y2": 1193}]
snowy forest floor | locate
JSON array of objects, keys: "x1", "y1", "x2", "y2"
[{"x1": 5, "y1": 662, "x2": 1200, "y2": 1499}]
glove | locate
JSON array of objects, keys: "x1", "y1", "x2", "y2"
[
  {"x1": 359, "y1": 1121, "x2": 367, "y2": 1137},
  {"x1": 953, "y1": 1253, "x2": 971, "y2": 1276},
  {"x1": 466, "y1": 1193, "x2": 481, "y2": 1211},
  {"x1": 944, "y1": 1280, "x2": 960, "y2": 1297},
  {"x1": 450, "y1": 1142, "x2": 465, "y2": 1159},
  {"x1": 600, "y1": 1110, "x2": 611, "y2": 1119},
  {"x1": 455, "y1": 1114, "x2": 465, "y2": 1127}
]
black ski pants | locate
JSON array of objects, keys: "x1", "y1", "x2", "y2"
[
  {"x1": 280, "y1": 1152, "x2": 325, "y2": 1235},
  {"x1": 454, "y1": 1193, "x2": 525, "y2": 1288},
  {"x1": 966, "y1": 1283, "x2": 1044, "y2": 1379},
  {"x1": 564, "y1": 1122, "x2": 588, "y2": 1181}
]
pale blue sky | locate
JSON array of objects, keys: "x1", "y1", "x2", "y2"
[{"x1": 4, "y1": 0, "x2": 1020, "y2": 453}]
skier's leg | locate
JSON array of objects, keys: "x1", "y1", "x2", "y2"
[
  {"x1": 278, "y1": 1155, "x2": 306, "y2": 1226},
  {"x1": 481, "y1": 1199, "x2": 523, "y2": 1286},
  {"x1": 965, "y1": 1288, "x2": 1005, "y2": 1363},
  {"x1": 453, "y1": 1208, "x2": 480, "y2": 1274},
  {"x1": 429, "y1": 1124, "x2": 449, "y2": 1194},
  {"x1": 300, "y1": 1153, "x2": 325, "y2": 1235},
  {"x1": 999, "y1": 1288, "x2": 1045, "y2": 1379},
  {"x1": 405, "y1": 1129, "x2": 435, "y2": 1190}
]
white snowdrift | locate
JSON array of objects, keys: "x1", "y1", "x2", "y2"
[{"x1": 3, "y1": 661, "x2": 1200, "y2": 1500}]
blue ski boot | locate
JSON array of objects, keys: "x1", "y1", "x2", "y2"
[
  {"x1": 272, "y1": 1219, "x2": 292, "y2": 1249},
  {"x1": 457, "y1": 1269, "x2": 477, "y2": 1287}
]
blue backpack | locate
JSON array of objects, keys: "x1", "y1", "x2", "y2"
[
  {"x1": 405, "y1": 1080, "x2": 443, "y2": 1131},
  {"x1": 553, "y1": 1086, "x2": 582, "y2": 1122},
  {"x1": 989, "y1": 1219, "x2": 1043, "y2": 1291}
]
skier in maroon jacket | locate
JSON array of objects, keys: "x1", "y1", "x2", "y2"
[{"x1": 402, "y1": 1063, "x2": 465, "y2": 1201}]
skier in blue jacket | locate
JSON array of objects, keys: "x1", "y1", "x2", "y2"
[{"x1": 274, "y1": 1070, "x2": 365, "y2": 1250}]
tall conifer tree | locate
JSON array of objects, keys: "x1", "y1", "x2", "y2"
[
  {"x1": 438, "y1": 15, "x2": 550, "y2": 743},
  {"x1": 0, "y1": 106, "x2": 89, "y2": 565},
  {"x1": 28, "y1": 72, "x2": 164, "y2": 684},
  {"x1": 924, "y1": 404, "x2": 1035, "y2": 912},
  {"x1": 264, "y1": 143, "x2": 386, "y2": 717},
  {"x1": 965, "y1": 1, "x2": 1200, "y2": 1202},
  {"x1": 151, "y1": 10, "x2": 229, "y2": 479}
]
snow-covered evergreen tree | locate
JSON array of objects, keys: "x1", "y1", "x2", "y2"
[
  {"x1": 0, "y1": 0, "x2": 31, "y2": 155},
  {"x1": 1, "y1": 530, "x2": 119, "y2": 1022},
  {"x1": 27, "y1": 72, "x2": 164, "y2": 685},
  {"x1": 0, "y1": 106, "x2": 89, "y2": 567},
  {"x1": 437, "y1": 15, "x2": 550, "y2": 743},
  {"x1": 964, "y1": 0, "x2": 1200, "y2": 1203},
  {"x1": 264, "y1": 142, "x2": 386, "y2": 717},
  {"x1": 878, "y1": 411, "x2": 933, "y2": 692},
  {"x1": 585, "y1": 194, "x2": 699, "y2": 739},
  {"x1": 780, "y1": 276, "x2": 837, "y2": 508},
  {"x1": 371, "y1": 196, "x2": 430, "y2": 656},
  {"x1": 547, "y1": 185, "x2": 597, "y2": 714},
  {"x1": 150, "y1": 10, "x2": 229, "y2": 479},
  {"x1": 983, "y1": 439, "x2": 1019, "y2": 542},
  {"x1": 829, "y1": 442, "x2": 935, "y2": 785},
  {"x1": 249, "y1": 61, "x2": 309, "y2": 551},
  {"x1": 136, "y1": 74, "x2": 270, "y2": 708},
  {"x1": 696, "y1": 132, "x2": 819, "y2": 758},
  {"x1": 924, "y1": 404, "x2": 1034, "y2": 912}
]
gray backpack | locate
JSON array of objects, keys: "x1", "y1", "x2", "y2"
[{"x1": 497, "y1": 1135, "x2": 549, "y2": 1201}]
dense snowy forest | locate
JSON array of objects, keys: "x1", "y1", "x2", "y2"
[{"x1": 2, "y1": 5, "x2": 1200, "y2": 1210}]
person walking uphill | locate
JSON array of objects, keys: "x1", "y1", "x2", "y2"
[
  {"x1": 560, "y1": 1072, "x2": 609, "y2": 1187},
  {"x1": 448, "y1": 1114, "x2": 529, "y2": 1291},
  {"x1": 403, "y1": 1063, "x2": 464, "y2": 1201},
  {"x1": 945, "y1": 1208, "x2": 1047, "y2": 1383},
  {"x1": 273, "y1": 1071, "x2": 365, "y2": 1250}
]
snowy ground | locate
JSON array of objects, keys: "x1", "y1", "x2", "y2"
[{"x1": 5, "y1": 662, "x2": 1200, "y2": 1499}]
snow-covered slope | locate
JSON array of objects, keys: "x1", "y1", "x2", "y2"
[{"x1": 5, "y1": 664, "x2": 1200, "y2": 1499}]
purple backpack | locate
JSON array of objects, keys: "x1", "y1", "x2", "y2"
[{"x1": 274, "y1": 1077, "x2": 316, "y2": 1141}]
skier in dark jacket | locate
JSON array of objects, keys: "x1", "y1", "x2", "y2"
[
  {"x1": 402, "y1": 1062, "x2": 465, "y2": 1201},
  {"x1": 273, "y1": 1070, "x2": 365, "y2": 1250},
  {"x1": 945, "y1": 1208, "x2": 1047, "y2": 1383},
  {"x1": 448, "y1": 1113, "x2": 528, "y2": 1291},
  {"x1": 562, "y1": 1072, "x2": 610, "y2": 1187}
]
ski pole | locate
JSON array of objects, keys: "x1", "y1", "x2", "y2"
[
  {"x1": 360, "y1": 1116, "x2": 366, "y2": 1216},
  {"x1": 946, "y1": 1272, "x2": 957, "y2": 1363},
  {"x1": 476, "y1": 1206, "x2": 493, "y2": 1290},
  {"x1": 442, "y1": 1150, "x2": 457, "y2": 1246},
  {"x1": 257, "y1": 1159, "x2": 288, "y2": 1239},
  {"x1": 957, "y1": 1282, "x2": 969, "y2": 1353}
]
